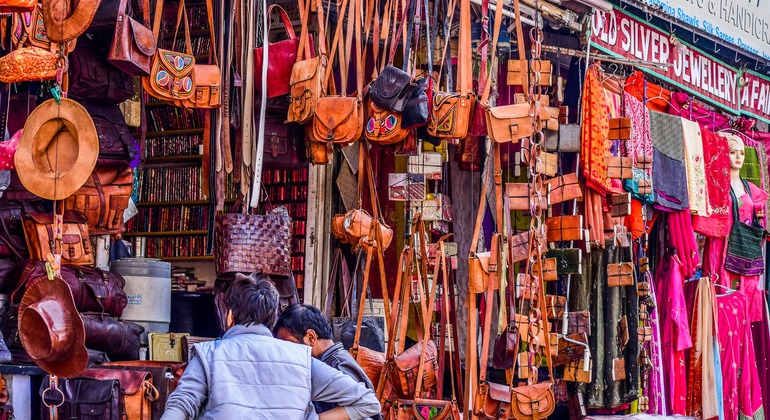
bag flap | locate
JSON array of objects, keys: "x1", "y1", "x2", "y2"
[
  {"x1": 64, "y1": 211, "x2": 88, "y2": 224},
  {"x1": 192, "y1": 64, "x2": 221, "y2": 85},
  {"x1": 512, "y1": 382, "x2": 553, "y2": 405},
  {"x1": 411, "y1": 399, "x2": 455, "y2": 420},
  {"x1": 83, "y1": 281, "x2": 109, "y2": 299},
  {"x1": 476, "y1": 251, "x2": 491, "y2": 274},
  {"x1": 61, "y1": 234, "x2": 82, "y2": 245},
  {"x1": 314, "y1": 97, "x2": 358, "y2": 132},
  {"x1": 488, "y1": 382, "x2": 511, "y2": 403},
  {"x1": 372, "y1": 65, "x2": 413, "y2": 99},
  {"x1": 157, "y1": 49, "x2": 195, "y2": 77},
  {"x1": 84, "y1": 368, "x2": 151, "y2": 395},
  {"x1": 128, "y1": 17, "x2": 157, "y2": 56},
  {"x1": 289, "y1": 56, "x2": 321, "y2": 84},
  {"x1": 432, "y1": 91, "x2": 462, "y2": 108},
  {"x1": 488, "y1": 103, "x2": 531, "y2": 120},
  {"x1": 394, "y1": 340, "x2": 436, "y2": 372}
]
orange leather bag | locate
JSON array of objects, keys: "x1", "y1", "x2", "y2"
[
  {"x1": 364, "y1": 98, "x2": 408, "y2": 145},
  {"x1": 287, "y1": 0, "x2": 324, "y2": 124},
  {"x1": 22, "y1": 210, "x2": 94, "y2": 265},
  {"x1": 142, "y1": 0, "x2": 196, "y2": 102},
  {"x1": 63, "y1": 167, "x2": 133, "y2": 236}
]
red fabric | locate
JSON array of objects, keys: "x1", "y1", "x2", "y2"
[
  {"x1": 693, "y1": 130, "x2": 732, "y2": 237},
  {"x1": 0, "y1": 129, "x2": 20, "y2": 170},
  {"x1": 624, "y1": 71, "x2": 671, "y2": 113}
]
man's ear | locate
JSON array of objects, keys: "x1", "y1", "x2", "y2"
[{"x1": 305, "y1": 329, "x2": 318, "y2": 346}]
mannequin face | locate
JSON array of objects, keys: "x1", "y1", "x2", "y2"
[{"x1": 729, "y1": 143, "x2": 746, "y2": 170}]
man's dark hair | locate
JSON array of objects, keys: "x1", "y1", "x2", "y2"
[
  {"x1": 274, "y1": 304, "x2": 333, "y2": 342},
  {"x1": 225, "y1": 273, "x2": 280, "y2": 329}
]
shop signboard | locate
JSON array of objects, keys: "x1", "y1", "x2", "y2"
[
  {"x1": 740, "y1": 70, "x2": 770, "y2": 124},
  {"x1": 635, "y1": 0, "x2": 770, "y2": 61},
  {"x1": 591, "y1": 8, "x2": 741, "y2": 114}
]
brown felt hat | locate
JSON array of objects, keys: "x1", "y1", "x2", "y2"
[
  {"x1": 41, "y1": 0, "x2": 101, "y2": 42},
  {"x1": 15, "y1": 98, "x2": 98, "y2": 200},
  {"x1": 18, "y1": 277, "x2": 88, "y2": 378}
]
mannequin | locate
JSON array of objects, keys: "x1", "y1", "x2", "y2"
[{"x1": 729, "y1": 136, "x2": 748, "y2": 197}]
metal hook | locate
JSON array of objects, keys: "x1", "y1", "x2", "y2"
[
  {"x1": 692, "y1": 32, "x2": 699, "y2": 44},
  {"x1": 645, "y1": 10, "x2": 652, "y2": 22},
  {"x1": 734, "y1": 50, "x2": 741, "y2": 63},
  {"x1": 714, "y1": 40, "x2": 720, "y2": 54}
]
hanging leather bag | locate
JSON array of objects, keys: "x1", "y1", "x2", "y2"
[
  {"x1": 108, "y1": 0, "x2": 156, "y2": 76},
  {"x1": 142, "y1": 0, "x2": 196, "y2": 102},
  {"x1": 22, "y1": 210, "x2": 94, "y2": 266},
  {"x1": 254, "y1": 5, "x2": 300, "y2": 99},
  {"x1": 286, "y1": 0, "x2": 322, "y2": 123},
  {"x1": 101, "y1": 361, "x2": 187, "y2": 420},
  {"x1": 0, "y1": 200, "x2": 44, "y2": 260},
  {"x1": 169, "y1": 0, "x2": 220, "y2": 108},
  {"x1": 68, "y1": 43, "x2": 135, "y2": 104},
  {"x1": 63, "y1": 167, "x2": 133, "y2": 236},
  {"x1": 11, "y1": 2, "x2": 76, "y2": 53},
  {"x1": 84, "y1": 368, "x2": 160, "y2": 420},
  {"x1": 40, "y1": 376, "x2": 121, "y2": 419}
]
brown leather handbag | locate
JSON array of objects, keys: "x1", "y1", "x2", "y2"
[
  {"x1": 107, "y1": 0, "x2": 156, "y2": 76},
  {"x1": 469, "y1": 234, "x2": 499, "y2": 294},
  {"x1": 286, "y1": 0, "x2": 322, "y2": 124},
  {"x1": 168, "y1": 0, "x2": 220, "y2": 108},
  {"x1": 63, "y1": 167, "x2": 133, "y2": 236},
  {"x1": 22, "y1": 210, "x2": 93, "y2": 265},
  {"x1": 142, "y1": 0, "x2": 196, "y2": 102},
  {"x1": 84, "y1": 368, "x2": 160, "y2": 420},
  {"x1": 330, "y1": 209, "x2": 394, "y2": 252}
]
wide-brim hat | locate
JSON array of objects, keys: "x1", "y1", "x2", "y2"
[
  {"x1": 15, "y1": 98, "x2": 98, "y2": 200},
  {"x1": 18, "y1": 277, "x2": 88, "y2": 378},
  {"x1": 42, "y1": 0, "x2": 100, "y2": 42}
]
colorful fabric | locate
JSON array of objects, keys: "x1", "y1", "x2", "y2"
[
  {"x1": 655, "y1": 253, "x2": 692, "y2": 415},
  {"x1": 687, "y1": 276, "x2": 722, "y2": 420},
  {"x1": 652, "y1": 149, "x2": 690, "y2": 211},
  {"x1": 716, "y1": 290, "x2": 765, "y2": 420},
  {"x1": 693, "y1": 131, "x2": 731, "y2": 237},
  {"x1": 646, "y1": 272, "x2": 667, "y2": 415},
  {"x1": 741, "y1": 146, "x2": 763, "y2": 189},
  {"x1": 580, "y1": 65, "x2": 611, "y2": 195},
  {"x1": 624, "y1": 70, "x2": 671, "y2": 114},
  {"x1": 650, "y1": 111, "x2": 685, "y2": 162},
  {"x1": 621, "y1": 92, "x2": 653, "y2": 173},
  {"x1": 681, "y1": 119, "x2": 709, "y2": 216}
]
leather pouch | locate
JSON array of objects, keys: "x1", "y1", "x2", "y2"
[
  {"x1": 0, "y1": 47, "x2": 59, "y2": 83},
  {"x1": 427, "y1": 92, "x2": 475, "y2": 139},
  {"x1": 310, "y1": 96, "x2": 364, "y2": 146},
  {"x1": 545, "y1": 295, "x2": 566, "y2": 319},
  {"x1": 170, "y1": 64, "x2": 221, "y2": 109},
  {"x1": 610, "y1": 193, "x2": 632, "y2": 217},
  {"x1": 84, "y1": 368, "x2": 159, "y2": 420},
  {"x1": 636, "y1": 154, "x2": 653, "y2": 170},
  {"x1": 607, "y1": 262, "x2": 634, "y2": 287},
  {"x1": 469, "y1": 251, "x2": 494, "y2": 294},
  {"x1": 638, "y1": 179, "x2": 653, "y2": 195},
  {"x1": 108, "y1": 0, "x2": 156, "y2": 76},
  {"x1": 510, "y1": 382, "x2": 556, "y2": 420},
  {"x1": 40, "y1": 376, "x2": 121, "y2": 419},
  {"x1": 492, "y1": 324, "x2": 518, "y2": 370},
  {"x1": 369, "y1": 65, "x2": 417, "y2": 112},
  {"x1": 142, "y1": 1, "x2": 195, "y2": 102},
  {"x1": 510, "y1": 231, "x2": 532, "y2": 263},
  {"x1": 365, "y1": 98, "x2": 409, "y2": 145},
  {"x1": 545, "y1": 248, "x2": 583, "y2": 275},
  {"x1": 544, "y1": 124, "x2": 580, "y2": 153},
  {"x1": 514, "y1": 313, "x2": 549, "y2": 344},
  {"x1": 473, "y1": 382, "x2": 511, "y2": 420},
  {"x1": 564, "y1": 359, "x2": 592, "y2": 383},
  {"x1": 521, "y1": 138, "x2": 558, "y2": 177},
  {"x1": 546, "y1": 173, "x2": 582, "y2": 204},
  {"x1": 22, "y1": 211, "x2": 93, "y2": 265},
  {"x1": 545, "y1": 215, "x2": 583, "y2": 242},
  {"x1": 606, "y1": 156, "x2": 633, "y2": 179},
  {"x1": 566, "y1": 311, "x2": 591, "y2": 336},
  {"x1": 506, "y1": 182, "x2": 547, "y2": 211},
  {"x1": 288, "y1": 55, "x2": 324, "y2": 124},
  {"x1": 507, "y1": 59, "x2": 553, "y2": 86},
  {"x1": 552, "y1": 332, "x2": 587, "y2": 367},
  {"x1": 486, "y1": 102, "x2": 550, "y2": 144},
  {"x1": 612, "y1": 358, "x2": 626, "y2": 381},
  {"x1": 531, "y1": 257, "x2": 558, "y2": 281},
  {"x1": 401, "y1": 77, "x2": 431, "y2": 129},
  {"x1": 608, "y1": 117, "x2": 632, "y2": 140},
  {"x1": 639, "y1": 256, "x2": 650, "y2": 273},
  {"x1": 101, "y1": 360, "x2": 187, "y2": 420}
]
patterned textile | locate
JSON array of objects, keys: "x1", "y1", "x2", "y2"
[
  {"x1": 652, "y1": 149, "x2": 689, "y2": 210},
  {"x1": 580, "y1": 65, "x2": 611, "y2": 195},
  {"x1": 693, "y1": 131, "x2": 731, "y2": 237},
  {"x1": 650, "y1": 111, "x2": 684, "y2": 162},
  {"x1": 646, "y1": 273, "x2": 667, "y2": 415},
  {"x1": 681, "y1": 119, "x2": 709, "y2": 216},
  {"x1": 621, "y1": 92, "x2": 653, "y2": 173},
  {"x1": 741, "y1": 146, "x2": 763, "y2": 188},
  {"x1": 687, "y1": 276, "x2": 722, "y2": 420},
  {"x1": 624, "y1": 168, "x2": 654, "y2": 204},
  {"x1": 716, "y1": 290, "x2": 765, "y2": 420}
]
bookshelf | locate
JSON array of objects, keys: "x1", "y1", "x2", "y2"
[{"x1": 127, "y1": 2, "x2": 219, "y2": 262}]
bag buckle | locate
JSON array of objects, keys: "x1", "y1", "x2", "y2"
[{"x1": 509, "y1": 123, "x2": 519, "y2": 136}]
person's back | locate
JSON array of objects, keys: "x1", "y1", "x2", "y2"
[{"x1": 192, "y1": 323, "x2": 314, "y2": 418}]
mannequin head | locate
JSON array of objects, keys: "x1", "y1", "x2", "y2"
[{"x1": 727, "y1": 134, "x2": 746, "y2": 171}]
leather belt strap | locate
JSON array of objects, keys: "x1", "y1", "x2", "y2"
[
  {"x1": 480, "y1": 0, "x2": 506, "y2": 105},
  {"x1": 457, "y1": 0, "x2": 471, "y2": 93}
]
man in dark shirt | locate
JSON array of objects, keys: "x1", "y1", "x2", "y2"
[{"x1": 275, "y1": 304, "x2": 380, "y2": 418}]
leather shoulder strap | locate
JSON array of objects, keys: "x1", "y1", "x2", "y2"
[
  {"x1": 457, "y1": 0, "x2": 471, "y2": 93},
  {"x1": 477, "y1": 233, "x2": 500, "y2": 383}
]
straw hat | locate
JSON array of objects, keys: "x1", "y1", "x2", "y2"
[
  {"x1": 15, "y1": 98, "x2": 98, "y2": 200},
  {"x1": 18, "y1": 277, "x2": 88, "y2": 378}
]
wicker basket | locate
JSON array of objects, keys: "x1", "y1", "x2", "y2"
[{"x1": 214, "y1": 207, "x2": 292, "y2": 276}]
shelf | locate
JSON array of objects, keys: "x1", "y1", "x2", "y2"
[
  {"x1": 145, "y1": 128, "x2": 204, "y2": 137},
  {"x1": 160, "y1": 256, "x2": 215, "y2": 262},
  {"x1": 144, "y1": 155, "x2": 204, "y2": 164},
  {"x1": 137, "y1": 200, "x2": 210, "y2": 206},
  {"x1": 124, "y1": 230, "x2": 209, "y2": 237}
]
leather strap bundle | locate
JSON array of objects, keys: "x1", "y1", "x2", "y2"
[{"x1": 107, "y1": 0, "x2": 156, "y2": 76}]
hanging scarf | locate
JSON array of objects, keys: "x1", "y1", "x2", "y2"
[
  {"x1": 740, "y1": 146, "x2": 763, "y2": 188},
  {"x1": 693, "y1": 130, "x2": 731, "y2": 237},
  {"x1": 580, "y1": 65, "x2": 611, "y2": 195},
  {"x1": 621, "y1": 92, "x2": 653, "y2": 172},
  {"x1": 681, "y1": 119, "x2": 709, "y2": 216}
]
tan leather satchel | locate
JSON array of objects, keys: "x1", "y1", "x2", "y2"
[
  {"x1": 330, "y1": 209, "x2": 394, "y2": 252},
  {"x1": 168, "y1": 0, "x2": 220, "y2": 108},
  {"x1": 142, "y1": 0, "x2": 196, "y2": 102},
  {"x1": 287, "y1": 0, "x2": 325, "y2": 124},
  {"x1": 22, "y1": 210, "x2": 94, "y2": 265},
  {"x1": 63, "y1": 167, "x2": 133, "y2": 236}
]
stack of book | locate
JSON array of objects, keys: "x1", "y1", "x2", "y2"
[{"x1": 171, "y1": 266, "x2": 206, "y2": 292}]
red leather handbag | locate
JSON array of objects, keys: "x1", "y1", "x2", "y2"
[{"x1": 254, "y1": 5, "x2": 302, "y2": 99}]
